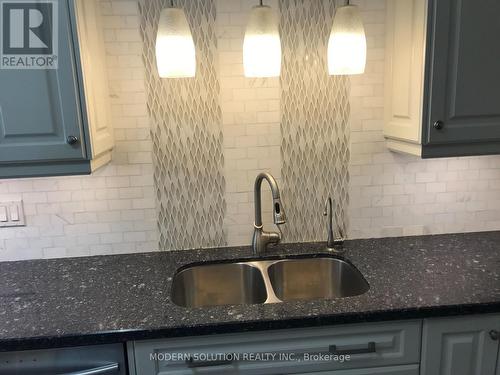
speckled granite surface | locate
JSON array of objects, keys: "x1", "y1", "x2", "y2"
[{"x1": 0, "y1": 231, "x2": 499, "y2": 351}]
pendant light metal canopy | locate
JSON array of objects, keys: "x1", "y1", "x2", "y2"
[
  {"x1": 243, "y1": 1, "x2": 281, "y2": 78},
  {"x1": 155, "y1": 4, "x2": 196, "y2": 78},
  {"x1": 327, "y1": 3, "x2": 366, "y2": 75}
]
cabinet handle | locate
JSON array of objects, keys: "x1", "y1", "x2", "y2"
[
  {"x1": 64, "y1": 363, "x2": 119, "y2": 375},
  {"x1": 185, "y1": 357, "x2": 233, "y2": 368},
  {"x1": 329, "y1": 341, "x2": 376, "y2": 355},
  {"x1": 433, "y1": 120, "x2": 444, "y2": 130},
  {"x1": 67, "y1": 135, "x2": 79, "y2": 145},
  {"x1": 490, "y1": 330, "x2": 499, "y2": 341}
]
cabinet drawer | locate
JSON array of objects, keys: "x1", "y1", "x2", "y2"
[
  {"x1": 130, "y1": 320, "x2": 421, "y2": 375},
  {"x1": 298, "y1": 363, "x2": 419, "y2": 374},
  {"x1": 0, "y1": 344, "x2": 126, "y2": 375}
]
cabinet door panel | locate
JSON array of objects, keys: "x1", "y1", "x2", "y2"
[
  {"x1": 421, "y1": 315, "x2": 500, "y2": 375},
  {"x1": 0, "y1": 0, "x2": 86, "y2": 163},
  {"x1": 425, "y1": 0, "x2": 500, "y2": 145}
]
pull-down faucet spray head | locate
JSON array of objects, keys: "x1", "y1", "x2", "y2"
[{"x1": 272, "y1": 197, "x2": 286, "y2": 225}]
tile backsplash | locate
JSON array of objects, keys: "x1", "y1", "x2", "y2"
[
  {"x1": 217, "y1": 0, "x2": 282, "y2": 246},
  {"x1": 1, "y1": 0, "x2": 500, "y2": 261},
  {"x1": 140, "y1": 0, "x2": 351, "y2": 249}
]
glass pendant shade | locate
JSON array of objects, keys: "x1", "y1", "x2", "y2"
[
  {"x1": 155, "y1": 7, "x2": 196, "y2": 78},
  {"x1": 243, "y1": 5, "x2": 281, "y2": 77},
  {"x1": 327, "y1": 4, "x2": 366, "y2": 75}
]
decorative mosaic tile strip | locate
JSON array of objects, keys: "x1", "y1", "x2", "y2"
[
  {"x1": 139, "y1": 0, "x2": 226, "y2": 249},
  {"x1": 279, "y1": 0, "x2": 350, "y2": 242}
]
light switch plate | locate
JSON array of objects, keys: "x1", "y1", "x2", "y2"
[
  {"x1": 0, "y1": 201, "x2": 25, "y2": 227},
  {"x1": 0, "y1": 206, "x2": 7, "y2": 222}
]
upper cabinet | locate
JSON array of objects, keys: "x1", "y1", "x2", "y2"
[
  {"x1": 384, "y1": 0, "x2": 500, "y2": 158},
  {"x1": 0, "y1": 0, "x2": 113, "y2": 179}
]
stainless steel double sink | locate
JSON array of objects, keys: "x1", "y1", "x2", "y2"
[{"x1": 171, "y1": 256, "x2": 369, "y2": 308}]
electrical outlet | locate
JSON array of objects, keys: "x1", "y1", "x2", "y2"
[{"x1": 0, "y1": 201, "x2": 25, "y2": 228}]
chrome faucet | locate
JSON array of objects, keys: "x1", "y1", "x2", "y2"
[
  {"x1": 252, "y1": 173, "x2": 286, "y2": 255},
  {"x1": 323, "y1": 197, "x2": 345, "y2": 252}
]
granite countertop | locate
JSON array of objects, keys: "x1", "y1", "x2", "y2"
[{"x1": 0, "y1": 231, "x2": 499, "y2": 351}]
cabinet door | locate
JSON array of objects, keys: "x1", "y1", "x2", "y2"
[
  {"x1": 421, "y1": 315, "x2": 500, "y2": 375},
  {"x1": 0, "y1": 0, "x2": 87, "y2": 163},
  {"x1": 497, "y1": 344, "x2": 500, "y2": 375},
  {"x1": 424, "y1": 0, "x2": 500, "y2": 149}
]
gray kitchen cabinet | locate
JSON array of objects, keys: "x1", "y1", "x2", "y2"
[
  {"x1": 420, "y1": 314, "x2": 500, "y2": 375},
  {"x1": 384, "y1": 0, "x2": 500, "y2": 158},
  {"x1": 0, "y1": 0, "x2": 113, "y2": 178},
  {"x1": 128, "y1": 320, "x2": 422, "y2": 375}
]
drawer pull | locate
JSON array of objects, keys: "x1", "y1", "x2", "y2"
[
  {"x1": 329, "y1": 341, "x2": 376, "y2": 355},
  {"x1": 186, "y1": 358, "x2": 233, "y2": 368},
  {"x1": 65, "y1": 363, "x2": 119, "y2": 375}
]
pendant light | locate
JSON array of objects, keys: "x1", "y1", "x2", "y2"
[
  {"x1": 155, "y1": 1, "x2": 196, "y2": 78},
  {"x1": 243, "y1": 0, "x2": 281, "y2": 78},
  {"x1": 327, "y1": 0, "x2": 366, "y2": 75}
]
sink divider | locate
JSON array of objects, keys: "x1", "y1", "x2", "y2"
[{"x1": 245, "y1": 260, "x2": 283, "y2": 304}]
